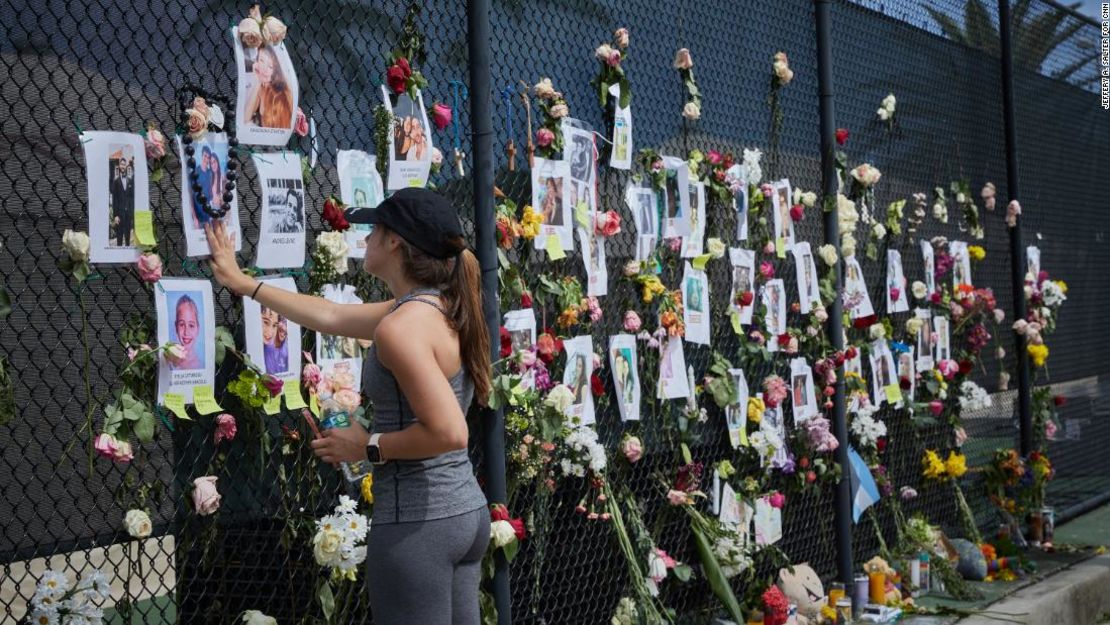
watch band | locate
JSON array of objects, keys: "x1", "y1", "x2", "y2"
[{"x1": 368, "y1": 432, "x2": 384, "y2": 464}]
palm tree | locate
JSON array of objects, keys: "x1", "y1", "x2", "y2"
[{"x1": 926, "y1": 0, "x2": 1099, "y2": 88}]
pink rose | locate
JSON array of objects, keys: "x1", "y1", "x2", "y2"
[
  {"x1": 137, "y1": 253, "x2": 163, "y2": 283},
  {"x1": 262, "y1": 375, "x2": 284, "y2": 397},
  {"x1": 606, "y1": 49, "x2": 622, "y2": 68},
  {"x1": 889, "y1": 287, "x2": 901, "y2": 303},
  {"x1": 549, "y1": 103, "x2": 569, "y2": 119},
  {"x1": 706, "y1": 150, "x2": 722, "y2": 165},
  {"x1": 518, "y1": 349, "x2": 537, "y2": 368},
  {"x1": 938, "y1": 359, "x2": 959, "y2": 380},
  {"x1": 333, "y1": 389, "x2": 362, "y2": 413},
  {"x1": 815, "y1": 307, "x2": 829, "y2": 323},
  {"x1": 672, "y1": 48, "x2": 693, "y2": 70},
  {"x1": 760, "y1": 183, "x2": 774, "y2": 198},
  {"x1": 789, "y1": 204, "x2": 804, "y2": 222},
  {"x1": 666, "y1": 489, "x2": 689, "y2": 506},
  {"x1": 623, "y1": 311, "x2": 642, "y2": 333},
  {"x1": 144, "y1": 126, "x2": 165, "y2": 160},
  {"x1": 759, "y1": 261, "x2": 775, "y2": 279},
  {"x1": 954, "y1": 426, "x2": 968, "y2": 447},
  {"x1": 763, "y1": 241, "x2": 775, "y2": 255},
  {"x1": 614, "y1": 27, "x2": 629, "y2": 49},
  {"x1": 622, "y1": 436, "x2": 643, "y2": 463},
  {"x1": 768, "y1": 491, "x2": 786, "y2": 509},
  {"x1": 431, "y1": 102, "x2": 453, "y2": 131},
  {"x1": 595, "y1": 210, "x2": 622, "y2": 237},
  {"x1": 301, "y1": 363, "x2": 322, "y2": 388},
  {"x1": 928, "y1": 400, "x2": 944, "y2": 417},
  {"x1": 536, "y1": 128, "x2": 554, "y2": 147},
  {"x1": 1045, "y1": 419, "x2": 1057, "y2": 440},
  {"x1": 94, "y1": 433, "x2": 132, "y2": 463},
  {"x1": 214, "y1": 413, "x2": 237, "y2": 444},
  {"x1": 668, "y1": 237, "x2": 682, "y2": 252},
  {"x1": 993, "y1": 308, "x2": 1005, "y2": 323},
  {"x1": 294, "y1": 107, "x2": 309, "y2": 137},
  {"x1": 192, "y1": 476, "x2": 222, "y2": 516},
  {"x1": 1006, "y1": 200, "x2": 1021, "y2": 228}
]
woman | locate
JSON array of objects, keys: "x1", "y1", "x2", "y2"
[
  {"x1": 193, "y1": 147, "x2": 215, "y2": 228},
  {"x1": 205, "y1": 188, "x2": 490, "y2": 625},
  {"x1": 540, "y1": 176, "x2": 561, "y2": 225},
  {"x1": 245, "y1": 46, "x2": 294, "y2": 129},
  {"x1": 171, "y1": 295, "x2": 204, "y2": 370},
  {"x1": 394, "y1": 115, "x2": 428, "y2": 161},
  {"x1": 207, "y1": 147, "x2": 225, "y2": 215},
  {"x1": 261, "y1": 306, "x2": 288, "y2": 374}
]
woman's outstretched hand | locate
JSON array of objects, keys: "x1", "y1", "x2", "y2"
[{"x1": 204, "y1": 220, "x2": 253, "y2": 295}]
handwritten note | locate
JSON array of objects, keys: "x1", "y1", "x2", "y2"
[
  {"x1": 544, "y1": 235, "x2": 566, "y2": 261},
  {"x1": 283, "y1": 384, "x2": 308, "y2": 410},
  {"x1": 134, "y1": 211, "x2": 156, "y2": 245},
  {"x1": 163, "y1": 393, "x2": 189, "y2": 421},
  {"x1": 192, "y1": 385, "x2": 224, "y2": 415}
]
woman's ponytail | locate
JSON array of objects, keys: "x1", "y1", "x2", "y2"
[{"x1": 443, "y1": 248, "x2": 491, "y2": 406}]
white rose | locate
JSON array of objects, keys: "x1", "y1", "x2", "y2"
[
  {"x1": 911, "y1": 280, "x2": 927, "y2": 299},
  {"x1": 595, "y1": 44, "x2": 614, "y2": 62},
  {"x1": 872, "y1": 223, "x2": 886, "y2": 239},
  {"x1": 905, "y1": 317, "x2": 924, "y2": 336},
  {"x1": 877, "y1": 107, "x2": 890, "y2": 121},
  {"x1": 242, "y1": 610, "x2": 277, "y2": 625},
  {"x1": 623, "y1": 260, "x2": 641, "y2": 277},
  {"x1": 261, "y1": 16, "x2": 287, "y2": 45},
  {"x1": 869, "y1": 324, "x2": 886, "y2": 340},
  {"x1": 490, "y1": 520, "x2": 516, "y2": 548},
  {"x1": 313, "y1": 528, "x2": 344, "y2": 566},
  {"x1": 544, "y1": 384, "x2": 575, "y2": 414},
  {"x1": 62, "y1": 229, "x2": 91, "y2": 262},
  {"x1": 707, "y1": 238, "x2": 726, "y2": 259},
  {"x1": 800, "y1": 191, "x2": 817, "y2": 208},
  {"x1": 682, "y1": 101, "x2": 701, "y2": 120},
  {"x1": 841, "y1": 235, "x2": 857, "y2": 259},
  {"x1": 881, "y1": 93, "x2": 896, "y2": 111},
  {"x1": 742, "y1": 149, "x2": 763, "y2": 185},
  {"x1": 124, "y1": 509, "x2": 152, "y2": 539},
  {"x1": 316, "y1": 232, "x2": 349, "y2": 274},
  {"x1": 533, "y1": 78, "x2": 559, "y2": 100},
  {"x1": 817, "y1": 244, "x2": 838, "y2": 267}
]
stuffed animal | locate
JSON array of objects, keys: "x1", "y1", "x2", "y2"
[{"x1": 777, "y1": 563, "x2": 824, "y2": 625}]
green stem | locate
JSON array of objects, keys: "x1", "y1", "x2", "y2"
[
  {"x1": 952, "y1": 480, "x2": 983, "y2": 544},
  {"x1": 80, "y1": 288, "x2": 95, "y2": 476}
]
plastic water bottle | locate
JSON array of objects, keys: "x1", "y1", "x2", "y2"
[{"x1": 320, "y1": 408, "x2": 372, "y2": 482}]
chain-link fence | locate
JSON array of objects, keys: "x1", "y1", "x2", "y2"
[{"x1": 2, "y1": 0, "x2": 1108, "y2": 623}]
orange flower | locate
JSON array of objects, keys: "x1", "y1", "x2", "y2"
[
  {"x1": 557, "y1": 307, "x2": 579, "y2": 328},
  {"x1": 660, "y1": 310, "x2": 678, "y2": 328}
]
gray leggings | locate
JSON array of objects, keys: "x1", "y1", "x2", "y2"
[{"x1": 366, "y1": 507, "x2": 490, "y2": 625}]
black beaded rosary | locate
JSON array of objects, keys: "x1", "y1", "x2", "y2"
[{"x1": 180, "y1": 93, "x2": 240, "y2": 220}]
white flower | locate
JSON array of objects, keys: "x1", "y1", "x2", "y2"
[
  {"x1": 595, "y1": 43, "x2": 614, "y2": 62},
  {"x1": 1041, "y1": 280, "x2": 1066, "y2": 307},
  {"x1": 544, "y1": 384, "x2": 575, "y2": 414},
  {"x1": 869, "y1": 324, "x2": 886, "y2": 340},
  {"x1": 490, "y1": 520, "x2": 517, "y2": 548},
  {"x1": 850, "y1": 409, "x2": 887, "y2": 449},
  {"x1": 877, "y1": 107, "x2": 890, "y2": 121},
  {"x1": 742, "y1": 149, "x2": 762, "y2": 186},
  {"x1": 563, "y1": 426, "x2": 607, "y2": 476},
  {"x1": 871, "y1": 222, "x2": 887, "y2": 239},
  {"x1": 62, "y1": 229, "x2": 91, "y2": 263},
  {"x1": 881, "y1": 93, "x2": 897, "y2": 111},
  {"x1": 28, "y1": 608, "x2": 60, "y2": 625},
  {"x1": 793, "y1": 189, "x2": 817, "y2": 208},
  {"x1": 712, "y1": 533, "x2": 751, "y2": 579},
  {"x1": 647, "y1": 550, "x2": 669, "y2": 583},
  {"x1": 958, "y1": 381, "x2": 993, "y2": 412},
  {"x1": 76, "y1": 570, "x2": 110, "y2": 600},
  {"x1": 841, "y1": 234, "x2": 857, "y2": 259},
  {"x1": 316, "y1": 231, "x2": 349, "y2": 274},
  {"x1": 123, "y1": 509, "x2": 152, "y2": 539},
  {"x1": 335, "y1": 495, "x2": 357, "y2": 515},
  {"x1": 242, "y1": 610, "x2": 278, "y2": 625},
  {"x1": 707, "y1": 237, "x2": 726, "y2": 259},
  {"x1": 533, "y1": 77, "x2": 560, "y2": 100},
  {"x1": 682, "y1": 101, "x2": 701, "y2": 120},
  {"x1": 817, "y1": 244, "x2": 838, "y2": 267},
  {"x1": 911, "y1": 280, "x2": 928, "y2": 299},
  {"x1": 313, "y1": 528, "x2": 345, "y2": 567},
  {"x1": 850, "y1": 163, "x2": 882, "y2": 187},
  {"x1": 905, "y1": 317, "x2": 924, "y2": 336}
]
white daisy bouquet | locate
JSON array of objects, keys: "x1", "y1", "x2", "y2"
[
  {"x1": 313, "y1": 495, "x2": 370, "y2": 582},
  {"x1": 27, "y1": 569, "x2": 110, "y2": 625}
]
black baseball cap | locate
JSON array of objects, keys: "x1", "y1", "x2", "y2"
[{"x1": 343, "y1": 188, "x2": 464, "y2": 259}]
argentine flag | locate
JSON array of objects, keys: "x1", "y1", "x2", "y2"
[{"x1": 848, "y1": 446, "x2": 881, "y2": 523}]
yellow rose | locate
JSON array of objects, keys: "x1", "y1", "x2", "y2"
[
  {"x1": 967, "y1": 245, "x2": 986, "y2": 261},
  {"x1": 521, "y1": 205, "x2": 542, "y2": 240},
  {"x1": 1027, "y1": 343, "x2": 1049, "y2": 367},
  {"x1": 944, "y1": 452, "x2": 967, "y2": 478},
  {"x1": 746, "y1": 397, "x2": 765, "y2": 423},
  {"x1": 361, "y1": 474, "x2": 374, "y2": 504}
]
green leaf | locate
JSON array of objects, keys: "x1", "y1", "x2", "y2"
[
  {"x1": 214, "y1": 326, "x2": 235, "y2": 366},
  {"x1": 680, "y1": 442, "x2": 692, "y2": 465},
  {"x1": 0, "y1": 289, "x2": 10, "y2": 319},
  {"x1": 73, "y1": 261, "x2": 90, "y2": 283},
  {"x1": 103, "y1": 402, "x2": 125, "y2": 434},
  {"x1": 692, "y1": 524, "x2": 745, "y2": 623},
  {"x1": 502, "y1": 538, "x2": 519, "y2": 562},
  {"x1": 317, "y1": 580, "x2": 335, "y2": 621},
  {"x1": 618, "y1": 77, "x2": 631, "y2": 109},
  {"x1": 133, "y1": 406, "x2": 156, "y2": 443},
  {"x1": 479, "y1": 588, "x2": 498, "y2": 625},
  {"x1": 673, "y1": 563, "x2": 693, "y2": 582}
]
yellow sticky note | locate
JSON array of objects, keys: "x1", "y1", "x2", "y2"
[
  {"x1": 776, "y1": 237, "x2": 786, "y2": 258},
  {"x1": 574, "y1": 201, "x2": 590, "y2": 228},
  {"x1": 262, "y1": 393, "x2": 282, "y2": 415},
  {"x1": 192, "y1": 385, "x2": 224, "y2": 415},
  {"x1": 134, "y1": 211, "x2": 156, "y2": 246},
  {"x1": 163, "y1": 393, "x2": 190, "y2": 421},
  {"x1": 545, "y1": 235, "x2": 566, "y2": 261},
  {"x1": 884, "y1": 384, "x2": 903, "y2": 405},
  {"x1": 692, "y1": 253, "x2": 712, "y2": 271},
  {"x1": 739, "y1": 422, "x2": 749, "y2": 446},
  {"x1": 730, "y1": 310, "x2": 742, "y2": 335},
  {"x1": 309, "y1": 393, "x2": 321, "y2": 418},
  {"x1": 283, "y1": 384, "x2": 308, "y2": 410},
  {"x1": 408, "y1": 178, "x2": 424, "y2": 187}
]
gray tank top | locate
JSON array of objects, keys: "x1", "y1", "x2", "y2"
[{"x1": 364, "y1": 288, "x2": 487, "y2": 524}]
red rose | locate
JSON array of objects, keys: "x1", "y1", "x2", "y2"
[
  {"x1": 833, "y1": 351, "x2": 846, "y2": 366},
  {"x1": 499, "y1": 327, "x2": 512, "y2": 358},
  {"x1": 489, "y1": 504, "x2": 509, "y2": 522},
  {"x1": 899, "y1": 377, "x2": 911, "y2": 390},
  {"x1": 876, "y1": 437, "x2": 887, "y2": 453},
  {"x1": 536, "y1": 333, "x2": 557, "y2": 363},
  {"x1": 845, "y1": 346, "x2": 858, "y2": 359},
  {"x1": 958, "y1": 360, "x2": 973, "y2": 376},
  {"x1": 806, "y1": 470, "x2": 817, "y2": 484},
  {"x1": 1053, "y1": 395, "x2": 1067, "y2": 407},
  {"x1": 322, "y1": 196, "x2": 350, "y2": 231},
  {"x1": 852, "y1": 315, "x2": 877, "y2": 329},
  {"x1": 777, "y1": 333, "x2": 791, "y2": 345},
  {"x1": 799, "y1": 456, "x2": 811, "y2": 469},
  {"x1": 835, "y1": 128, "x2": 849, "y2": 145},
  {"x1": 386, "y1": 57, "x2": 412, "y2": 94},
  {"x1": 521, "y1": 292, "x2": 533, "y2": 308},
  {"x1": 737, "y1": 291, "x2": 754, "y2": 307},
  {"x1": 590, "y1": 373, "x2": 604, "y2": 397},
  {"x1": 508, "y1": 517, "x2": 526, "y2": 541}
]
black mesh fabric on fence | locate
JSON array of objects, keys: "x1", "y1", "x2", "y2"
[{"x1": 1, "y1": 0, "x2": 1108, "y2": 623}]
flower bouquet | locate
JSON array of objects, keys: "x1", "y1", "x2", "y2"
[{"x1": 304, "y1": 361, "x2": 368, "y2": 481}]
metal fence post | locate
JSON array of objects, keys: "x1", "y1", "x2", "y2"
[
  {"x1": 997, "y1": 0, "x2": 1033, "y2": 456},
  {"x1": 468, "y1": 0, "x2": 512, "y2": 622},
  {"x1": 814, "y1": 0, "x2": 855, "y2": 586}
]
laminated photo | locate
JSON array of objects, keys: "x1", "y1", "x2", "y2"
[
  {"x1": 681, "y1": 181, "x2": 706, "y2": 258},
  {"x1": 337, "y1": 149, "x2": 383, "y2": 259},
  {"x1": 933, "y1": 315, "x2": 951, "y2": 362},
  {"x1": 869, "y1": 339, "x2": 899, "y2": 406},
  {"x1": 608, "y1": 334, "x2": 640, "y2": 421},
  {"x1": 176, "y1": 134, "x2": 242, "y2": 258},
  {"x1": 156, "y1": 278, "x2": 216, "y2": 404},
  {"x1": 915, "y1": 308, "x2": 935, "y2": 371},
  {"x1": 758, "y1": 392, "x2": 790, "y2": 469},
  {"x1": 532, "y1": 157, "x2": 573, "y2": 251},
  {"x1": 381, "y1": 85, "x2": 434, "y2": 191},
  {"x1": 950, "y1": 240, "x2": 972, "y2": 288},
  {"x1": 754, "y1": 495, "x2": 783, "y2": 546},
  {"x1": 562, "y1": 335, "x2": 595, "y2": 425},
  {"x1": 244, "y1": 276, "x2": 303, "y2": 384},
  {"x1": 921, "y1": 239, "x2": 936, "y2": 296},
  {"x1": 252, "y1": 151, "x2": 306, "y2": 269},
  {"x1": 844, "y1": 257, "x2": 875, "y2": 319},
  {"x1": 727, "y1": 163, "x2": 749, "y2": 241},
  {"x1": 562, "y1": 118, "x2": 597, "y2": 220},
  {"x1": 770, "y1": 178, "x2": 795, "y2": 252},
  {"x1": 789, "y1": 357, "x2": 818, "y2": 424},
  {"x1": 725, "y1": 368, "x2": 749, "y2": 449},
  {"x1": 626, "y1": 182, "x2": 658, "y2": 262},
  {"x1": 728, "y1": 247, "x2": 756, "y2": 325},
  {"x1": 579, "y1": 227, "x2": 608, "y2": 297},
  {"x1": 82, "y1": 131, "x2": 148, "y2": 264},
  {"x1": 1026, "y1": 245, "x2": 1041, "y2": 280},
  {"x1": 661, "y1": 155, "x2": 692, "y2": 238},
  {"x1": 657, "y1": 336, "x2": 690, "y2": 399},
  {"x1": 792, "y1": 242, "x2": 820, "y2": 314},
  {"x1": 682, "y1": 262, "x2": 710, "y2": 346},
  {"x1": 895, "y1": 347, "x2": 915, "y2": 409},
  {"x1": 232, "y1": 27, "x2": 298, "y2": 146},
  {"x1": 502, "y1": 308, "x2": 537, "y2": 354},
  {"x1": 608, "y1": 83, "x2": 632, "y2": 170},
  {"x1": 763, "y1": 279, "x2": 787, "y2": 350},
  {"x1": 886, "y1": 249, "x2": 909, "y2": 313},
  {"x1": 317, "y1": 284, "x2": 364, "y2": 392}
]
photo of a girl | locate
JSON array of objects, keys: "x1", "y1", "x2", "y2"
[
  {"x1": 169, "y1": 292, "x2": 205, "y2": 370},
  {"x1": 245, "y1": 46, "x2": 294, "y2": 129},
  {"x1": 261, "y1": 306, "x2": 289, "y2": 374}
]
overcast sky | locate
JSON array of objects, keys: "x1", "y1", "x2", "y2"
[{"x1": 1074, "y1": 0, "x2": 1104, "y2": 20}]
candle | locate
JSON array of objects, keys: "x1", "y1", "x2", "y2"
[
  {"x1": 827, "y1": 582, "x2": 845, "y2": 608},
  {"x1": 868, "y1": 571, "x2": 886, "y2": 604}
]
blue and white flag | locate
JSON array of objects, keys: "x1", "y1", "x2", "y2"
[{"x1": 849, "y1": 446, "x2": 881, "y2": 523}]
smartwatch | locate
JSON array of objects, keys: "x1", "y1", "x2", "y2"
[{"x1": 367, "y1": 433, "x2": 385, "y2": 465}]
